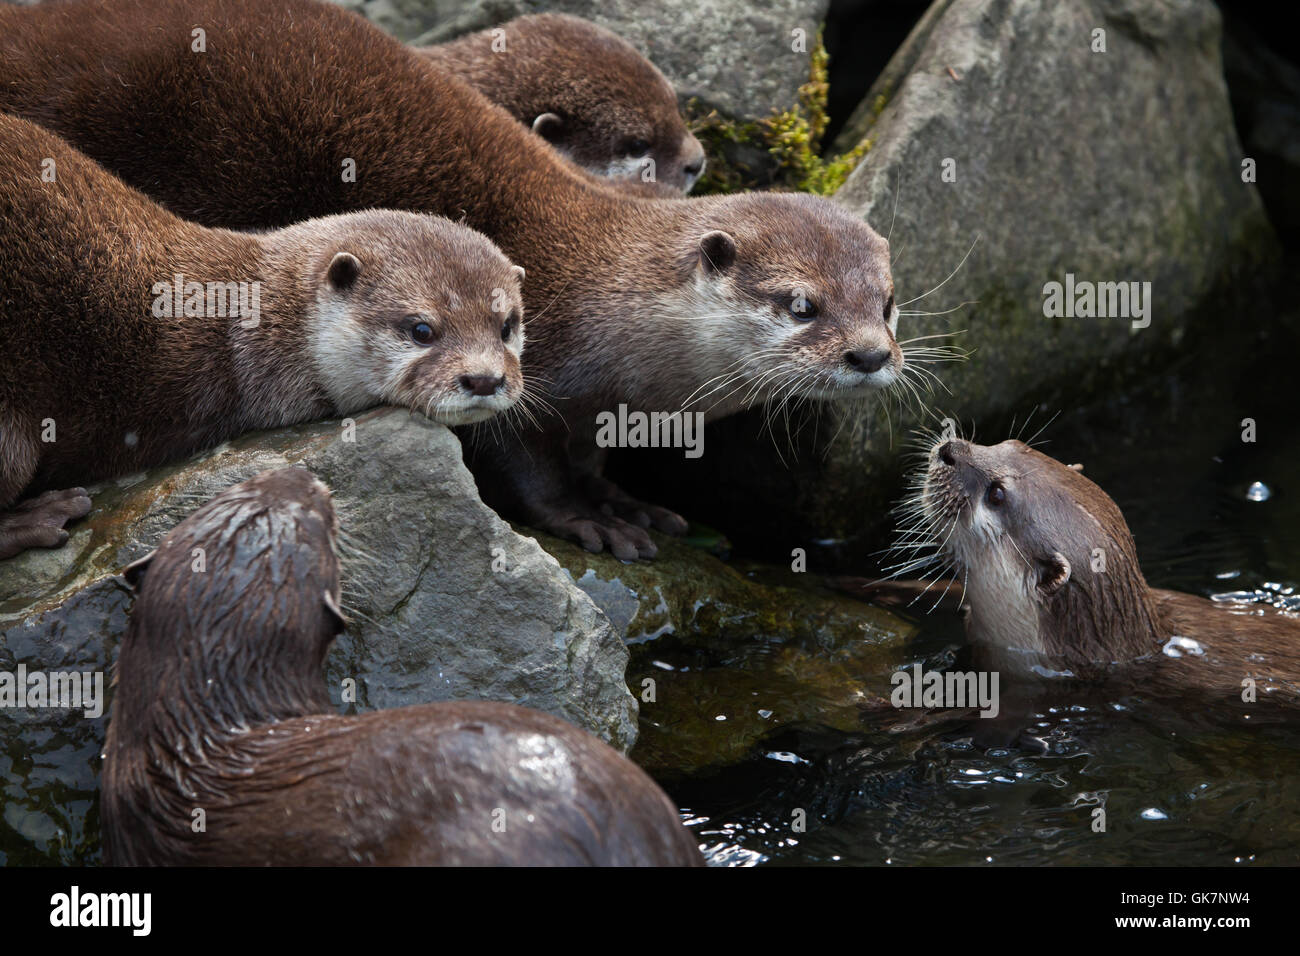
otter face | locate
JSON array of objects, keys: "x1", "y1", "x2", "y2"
[
  {"x1": 509, "y1": 15, "x2": 705, "y2": 193},
  {"x1": 920, "y1": 438, "x2": 1146, "y2": 660},
  {"x1": 674, "y1": 194, "x2": 901, "y2": 414},
  {"x1": 533, "y1": 100, "x2": 705, "y2": 194},
  {"x1": 307, "y1": 214, "x2": 526, "y2": 426}
]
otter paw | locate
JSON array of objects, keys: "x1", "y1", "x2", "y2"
[
  {"x1": 578, "y1": 478, "x2": 688, "y2": 536},
  {"x1": 0, "y1": 488, "x2": 92, "y2": 560},
  {"x1": 548, "y1": 513, "x2": 658, "y2": 561}
]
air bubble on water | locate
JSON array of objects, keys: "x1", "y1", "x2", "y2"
[
  {"x1": 1246, "y1": 481, "x2": 1271, "y2": 502},
  {"x1": 765, "y1": 751, "x2": 809, "y2": 765},
  {"x1": 757, "y1": 709, "x2": 773, "y2": 719},
  {"x1": 1140, "y1": 807, "x2": 1168, "y2": 821}
]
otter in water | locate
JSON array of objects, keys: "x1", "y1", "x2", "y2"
[
  {"x1": 421, "y1": 13, "x2": 706, "y2": 192},
  {"x1": 101, "y1": 467, "x2": 704, "y2": 866},
  {"x1": 0, "y1": 0, "x2": 905, "y2": 561},
  {"x1": 870, "y1": 438, "x2": 1300, "y2": 704},
  {"x1": 0, "y1": 112, "x2": 524, "y2": 560}
]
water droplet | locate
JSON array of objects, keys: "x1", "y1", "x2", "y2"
[
  {"x1": 1246, "y1": 481, "x2": 1271, "y2": 502},
  {"x1": 1162, "y1": 635, "x2": 1204, "y2": 658},
  {"x1": 1140, "y1": 807, "x2": 1168, "y2": 821}
]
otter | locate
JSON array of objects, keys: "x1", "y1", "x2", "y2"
[
  {"x1": 102, "y1": 467, "x2": 705, "y2": 866},
  {"x1": 0, "y1": 0, "x2": 904, "y2": 562},
  {"x1": 420, "y1": 13, "x2": 706, "y2": 193},
  {"x1": 0, "y1": 112, "x2": 524, "y2": 561},
  {"x1": 869, "y1": 438, "x2": 1300, "y2": 704}
]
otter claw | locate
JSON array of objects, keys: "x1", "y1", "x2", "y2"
[
  {"x1": 0, "y1": 488, "x2": 92, "y2": 560},
  {"x1": 550, "y1": 514, "x2": 657, "y2": 561}
]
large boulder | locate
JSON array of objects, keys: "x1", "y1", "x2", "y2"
[
  {"x1": 617, "y1": 0, "x2": 1280, "y2": 567},
  {"x1": 0, "y1": 409, "x2": 632, "y2": 864},
  {"x1": 334, "y1": 0, "x2": 831, "y2": 123}
]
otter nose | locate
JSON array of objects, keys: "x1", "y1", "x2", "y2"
[
  {"x1": 845, "y1": 348, "x2": 891, "y2": 374},
  {"x1": 460, "y1": 374, "x2": 504, "y2": 397},
  {"x1": 938, "y1": 440, "x2": 969, "y2": 466}
]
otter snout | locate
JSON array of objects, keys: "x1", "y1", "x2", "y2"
[
  {"x1": 681, "y1": 134, "x2": 706, "y2": 191},
  {"x1": 460, "y1": 373, "x2": 506, "y2": 396},
  {"x1": 845, "y1": 347, "x2": 892, "y2": 375}
]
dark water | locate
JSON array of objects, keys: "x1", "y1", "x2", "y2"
[{"x1": 644, "y1": 318, "x2": 1300, "y2": 867}]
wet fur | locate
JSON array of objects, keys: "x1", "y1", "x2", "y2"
[
  {"x1": 102, "y1": 467, "x2": 704, "y2": 866},
  {"x1": 913, "y1": 439, "x2": 1300, "y2": 697}
]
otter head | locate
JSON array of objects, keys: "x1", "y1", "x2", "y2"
[
  {"x1": 511, "y1": 15, "x2": 706, "y2": 192},
  {"x1": 121, "y1": 467, "x2": 344, "y2": 729},
  {"x1": 919, "y1": 438, "x2": 1160, "y2": 669},
  {"x1": 301, "y1": 211, "x2": 525, "y2": 427},
  {"x1": 671, "y1": 192, "x2": 900, "y2": 415}
]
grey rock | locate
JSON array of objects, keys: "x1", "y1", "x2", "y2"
[
  {"x1": 0, "y1": 408, "x2": 632, "y2": 864},
  {"x1": 334, "y1": 0, "x2": 831, "y2": 120}
]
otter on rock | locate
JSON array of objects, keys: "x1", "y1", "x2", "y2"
[
  {"x1": 877, "y1": 437, "x2": 1300, "y2": 701},
  {"x1": 102, "y1": 467, "x2": 705, "y2": 866},
  {"x1": 0, "y1": 0, "x2": 905, "y2": 562},
  {"x1": 0, "y1": 112, "x2": 525, "y2": 560},
  {"x1": 421, "y1": 13, "x2": 706, "y2": 193}
]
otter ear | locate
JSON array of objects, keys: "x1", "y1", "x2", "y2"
[
  {"x1": 697, "y1": 230, "x2": 736, "y2": 274},
  {"x1": 327, "y1": 252, "x2": 362, "y2": 291},
  {"x1": 122, "y1": 552, "x2": 155, "y2": 592},
  {"x1": 532, "y1": 112, "x2": 564, "y2": 142},
  {"x1": 1036, "y1": 551, "x2": 1071, "y2": 597},
  {"x1": 1067, "y1": 463, "x2": 1084, "y2": 473},
  {"x1": 511, "y1": 264, "x2": 526, "y2": 285},
  {"x1": 323, "y1": 589, "x2": 347, "y2": 636}
]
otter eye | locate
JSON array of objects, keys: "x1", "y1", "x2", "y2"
[
  {"x1": 626, "y1": 138, "x2": 651, "y2": 158},
  {"x1": 501, "y1": 310, "x2": 519, "y2": 342},
  {"x1": 410, "y1": 321, "x2": 436, "y2": 346},
  {"x1": 986, "y1": 482, "x2": 1006, "y2": 507},
  {"x1": 788, "y1": 297, "x2": 819, "y2": 321}
]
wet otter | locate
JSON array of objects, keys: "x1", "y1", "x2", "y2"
[
  {"x1": 0, "y1": 111, "x2": 524, "y2": 561},
  {"x1": 102, "y1": 467, "x2": 704, "y2": 866},
  {"x1": 0, "y1": 0, "x2": 904, "y2": 561},
  {"x1": 876, "y1": 438, "x2": 1300, "y2": 703},
  {"x1": 421, "y1": 13, "x2": 706, "y2": 192}
]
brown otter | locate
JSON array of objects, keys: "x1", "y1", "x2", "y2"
[
  {"x1": 0, "y1": 0, "x2": 904, "y2": 561},
  {"x1": 420, "y1": 13, "x2": 706, "y2": 193},
  {"x1": 102, "y1": 467, "x2": 704, "y2": 866},
  {"x1": 873, "y1": 438, "x2": 1300, "y2": 703},
  {"x1": 0, "y1": 112, "x2": 525, "y2": 561}
]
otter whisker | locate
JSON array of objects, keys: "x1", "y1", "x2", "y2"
[{"x1": 895, "y1": 234, "x2": 979, "y2": 308}]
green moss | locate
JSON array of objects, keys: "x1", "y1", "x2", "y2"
[{"x1": 688, "y1": 32, "x2": 871, "y2": 196}]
